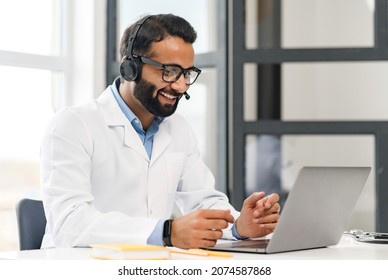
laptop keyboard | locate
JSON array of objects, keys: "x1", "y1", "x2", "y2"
[{"x1": 229, "y1": 239, "x2": 270, "y2": 249}]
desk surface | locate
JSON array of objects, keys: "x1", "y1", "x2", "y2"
[{"x1": 1, "y1": 236, "x2": 387, "y2": 260}]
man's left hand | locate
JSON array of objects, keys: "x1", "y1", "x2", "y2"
[{"x1": 235, "y1": 192, "x2": 280, "y2": 238}]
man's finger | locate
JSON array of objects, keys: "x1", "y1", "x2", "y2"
[
  {"x1": 243, "y1": 192, "x2": 265, "y2": 208},
  {"x1": 265, "y1": 193, "x2": 280, "y2": 208},
  {"x1": 198, "y1": 209, "x2": 235, "y2": 223}
]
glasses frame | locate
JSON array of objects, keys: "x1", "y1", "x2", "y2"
[{"x1": 137, "y1": 56, "x2": 202, "y2": 85}]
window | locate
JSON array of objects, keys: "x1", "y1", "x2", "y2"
[
  {"x1": 0, "y1": 0, "x2": 64, "y2": 251},
  {"x1": 0, "y1": 0, "x2": 106, "y2": 251}
]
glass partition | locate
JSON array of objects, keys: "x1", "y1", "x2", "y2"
[
  {"x1": 282, "y1": 62, "x2": 388, "y2": 121},
  {"x1": 245, "y1": 0, "x2": 375, "y2": 49},
  {"x1": 244, "y1": 62, "x2": 388, "y2": 121}
]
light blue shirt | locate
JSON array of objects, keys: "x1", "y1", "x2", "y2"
[{"x1": 231, "y1": 223, "x2": 248, "y2": 240}]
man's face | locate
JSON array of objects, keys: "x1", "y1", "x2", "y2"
[
  {"x1": 133, "y1": 76, "x2": 179, "y2": 117},
  {"x1": 133, "y1": 36, "x2": 195, "y2": 117}
]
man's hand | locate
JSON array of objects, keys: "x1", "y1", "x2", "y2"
[
  {"x1": 235, "y1": 192, "x2": 280, "y2": 238},
  {"x1": 170, "y1": 209, "x2": 235, "y2": 249}
]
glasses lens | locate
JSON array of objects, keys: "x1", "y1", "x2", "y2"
[
  {"x1": 163, "y1": 66, "x2": 181, "y2": 82},
  {"x1": 187, "y1": 70, "x2": 199, "y2": 85},
  {"x1": 162, "y1": 64, "x2": 201, "y2": 85}
]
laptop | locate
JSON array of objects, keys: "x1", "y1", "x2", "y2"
[{"x1": 208, "y1": 166, "x2": 371, "y2": 254}]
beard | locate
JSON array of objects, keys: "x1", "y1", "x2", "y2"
[{"x1": 133, "y1": 78, "x2": 180, "y2": 117}]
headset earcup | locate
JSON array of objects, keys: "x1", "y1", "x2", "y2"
[{"x1": 120, "y1": 59, "x2": 141, "y2": 81}]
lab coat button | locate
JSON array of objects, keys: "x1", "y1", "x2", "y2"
[{"x1": 149, "y1": 210, "x2": 153, "y2": 215}]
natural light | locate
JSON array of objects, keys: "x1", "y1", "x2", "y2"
[{"x1": 0, "y1": 0, "x2": 62, "y2": 251}]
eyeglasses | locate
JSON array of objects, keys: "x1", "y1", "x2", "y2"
[{"x1": 137, "y1": 56, "x2": 201, "y2": 85}]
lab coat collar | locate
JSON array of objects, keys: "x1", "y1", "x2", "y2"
[{"x1": 96, "y1": 87, "x2": 172, "y2": 164}]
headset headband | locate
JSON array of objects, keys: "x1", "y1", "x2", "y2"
[{"x1": 127, "y1": 15, "x2": 152, "y2": 59}]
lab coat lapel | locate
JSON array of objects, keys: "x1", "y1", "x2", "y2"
[
  {"x1": 97, "y1": 88, "x2": 149, "y2": 161},
  {"x1": 150, "y1": 126, "x2": 171, "y2": 166},
  {"x1": 123, "y1": 124, "x2": 149, "y2": 160}
]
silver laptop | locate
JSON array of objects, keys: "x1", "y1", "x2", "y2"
[{"x1": 208, "y1": 166, "x2": 371, "y2": 254}]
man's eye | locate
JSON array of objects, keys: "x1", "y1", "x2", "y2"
[{"x1": 164, "y1": 68, "x2": 174, "y2": 76}]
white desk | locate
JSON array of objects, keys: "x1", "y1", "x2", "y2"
[{"x1": 0, "y1": 235, "x2": 387, "y2": 260}]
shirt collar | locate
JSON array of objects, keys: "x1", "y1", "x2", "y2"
[{"x1": 111, "y1": 78, "x2": 164, "y2": 129}]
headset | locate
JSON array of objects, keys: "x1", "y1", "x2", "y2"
[{"x1": 120, "y1": 15, "x2": 152, "y2": 82}]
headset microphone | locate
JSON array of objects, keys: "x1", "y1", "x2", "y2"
[{"x1": 183, "y1": 92, "x2": 191, "y2": 100}]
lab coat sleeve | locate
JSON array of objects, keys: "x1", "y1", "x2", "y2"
[
  {"x1": 40, "y1": 108, "x2": 159, "y2": 248},
  {"x1": 170, "y1": 115, "x2": 240, "y2": 239},
  {"x1": 176, "y1": 155, "x2": 240, "y2": 240}
]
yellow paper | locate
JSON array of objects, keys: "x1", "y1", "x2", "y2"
[{"x1": 91, "y1": 243, "x2": 170, "y2": 260}]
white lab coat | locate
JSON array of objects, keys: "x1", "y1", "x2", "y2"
[{"x1": 40, "y1": 87, "x2": 239, "y2": 248}]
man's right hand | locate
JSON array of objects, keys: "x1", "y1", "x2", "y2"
[{"x1": 170, "y1": 209, "x2": 235, "y2": 249}]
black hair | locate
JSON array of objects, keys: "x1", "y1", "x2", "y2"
[{"x1": 119, "y1": 14, "x2": 197, "y2": 60}]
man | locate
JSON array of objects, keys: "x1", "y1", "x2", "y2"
[{"x1": 40, "y1": 14, "x2": 280, "y2": 249}]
